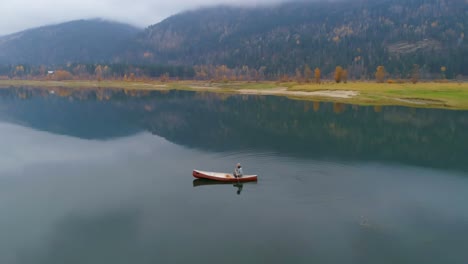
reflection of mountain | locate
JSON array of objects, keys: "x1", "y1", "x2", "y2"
[
  {"x1": 0, "y1": 87, "x2": 143, "y2": 139},
  {"x1": 1, "y1": 87, "x2": 467, "y2": 171}
]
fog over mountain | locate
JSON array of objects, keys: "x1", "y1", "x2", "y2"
[
  {"x1": 0, "y1": 0, "x2": 298, "y2": 35},
  {"x1": 0, "y1": 0, "x2": 466, "y2": 78}
]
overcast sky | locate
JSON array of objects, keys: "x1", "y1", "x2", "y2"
[{"x1": 0, "y1": 0, "x2": 291, "y2": 35}]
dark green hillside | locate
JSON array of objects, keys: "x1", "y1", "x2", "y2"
[
  {"x1": 0, "y1": 19, "x2": 141, "y2": 65},
  {"x1": 0, "y1": 0, "x2": 466, "y2": 78},
  {"x1": 134, "y1": 0, "x2": 467, "y2": 78}
]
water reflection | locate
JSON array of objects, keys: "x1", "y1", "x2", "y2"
[
  {"x1": 0, "y1": 122, "x2": 156, "y2": 173},
  {"x1": 1, "y1": 86, "x2": 467, "y2": 172},
  {"x1": 193, "y1": 179, "x2": 252, "y2": 195},
  {"x1": 192, "y1": 179, "x2": 232, "y2": 187},
  {"x1": 0, "y1": 87, "x2": 467, "y2": 264},
  {"x1": 234, "y1": 183, "x2": 243, "y2": 195}
]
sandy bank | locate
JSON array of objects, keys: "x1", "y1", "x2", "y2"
[{"x1": 239, "y1": 88, "x2": 359, "y2": 98}]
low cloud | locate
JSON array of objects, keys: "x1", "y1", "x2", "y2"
[{"x1": 0, "y1": 0, "x2": 290, "y2": 35}]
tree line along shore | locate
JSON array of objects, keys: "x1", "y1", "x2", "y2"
[{"x1": 1, "y1": 63, "x2": 464, "y2": 83}]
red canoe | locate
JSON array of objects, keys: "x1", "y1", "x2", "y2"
[{"x1": 192, "y1": 170, "x2": 258, "y2": 182}]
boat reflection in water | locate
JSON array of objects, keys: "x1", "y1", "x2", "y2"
[{"x1": 192, "y1": 179, "x2": 257, "y2": 195}]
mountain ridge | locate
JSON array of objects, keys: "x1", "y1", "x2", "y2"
[
  {"x1": 134, "y1": 0, "x2": 466, "y2": 77},
  {"x1": 0, "y1": 0, "x2": 466, "y2": 78},
  {"x1": 0, "y1": 19, "x2": 141, "y2": 65}
]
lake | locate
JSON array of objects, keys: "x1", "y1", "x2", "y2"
[{"x1": 1, "y1": 87, "x2": 468, "y2": 264}]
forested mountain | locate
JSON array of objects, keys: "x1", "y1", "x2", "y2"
[
  {"x1": 134, "y1": 0, "x2": 467, "y2": 78},
  {"x1": 0, "y1": 19, "x2": 141, "y2": 65},
  {"x1": 0, "y1": 0, "x2": 466, "y2": 79}
]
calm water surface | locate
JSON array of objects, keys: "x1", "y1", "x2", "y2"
[{"x1": 1, "y1": 87, "x2": 468, "y2": 264}]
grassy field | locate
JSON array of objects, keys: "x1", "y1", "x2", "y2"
[
  {"x1": 1, "y1": 79, "x2": 467, "y2": 110},
  {"x1": 284, "y1": 82, "x2": 468, "y2": 109}
]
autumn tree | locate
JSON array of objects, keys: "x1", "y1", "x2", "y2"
[
  {"x1": 342, "y1": 69, "x2": 348, "y2": 83},
  {"x1": 95, "y1": 65, "x2": 103, "y2": 81},
  {"x1": 314, "y1": 68, "x2": 321, "y2": 84},
  {"x1": 103, "y1": 65, "x2": 111, "y2": 79},
  {"x1": 375, "y1": 66, "x2": 385, "y2": 83},
  {"x1": 14, "y1": 65, "x2": 25, "y2": 78},
  {"x1": 214, "y1": 65, "x2": 227, "y2": 82},
  {"x1": 440, "y1": 66, "x2": 446, "y2": 79},
  {"x1": 251, "y1": 69, "x2": 259, "y2": 82},
  {"x1": 54, "y1": 70, "x2": 73, "y2": 81},
  {"x1": 258, "y1": 66, "x2": 267, "y2": 82},
  {"x1": 334, "y1": 66, "x2": 343, "y2": 83},
  {"x1": 241, "y1": 65, "x2": 250, "y2": 81},
  {"x1": 303, "y1": 65, "x2": 312, "y2": 83},
  {"x1": 194, "y1": 65, "x2": 208, "y2": 80},
  {"x1": 411, "y1": 64, "x2": 420, "y2": 84},
  {"x1": 73, "y1": 64, "x2": 88, "y2": 79},
  {"x1": 160, "y1": 72, "x2": 170, "y2": 82}
]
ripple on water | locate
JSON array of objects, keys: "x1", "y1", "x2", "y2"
[{"x1": 208, "y1": 149, "x2": 359, "y2": 187}]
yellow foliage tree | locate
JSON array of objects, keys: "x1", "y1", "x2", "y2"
[
  {"x1": 375, "y1": 66, "x2": 385, "y2": 83},
  {"x1": 314, "y1": 68, "x2": 321, "y2": 84},
  {"x1": 54, "y1": 70, "x2": 73, "y2": 81},
  {"x1": 342, "y1": 70, "x2": 348, "y2": 83},
  {"x1": 334, "y1": 66, "x2": 343, "y2": 83}
]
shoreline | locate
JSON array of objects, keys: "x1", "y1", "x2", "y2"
[{"x1": 1, "y1": 79, "x2": 467, "y2": 110}]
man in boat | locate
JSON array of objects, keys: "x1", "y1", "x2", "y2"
[{"x1": 234, "y1": 163, "x2": 243, "y2": 178}]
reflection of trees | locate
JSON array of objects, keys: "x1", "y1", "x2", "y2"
[
  {"x1": 313, "y1": 101, "x2": 320, "y2": 112},
  {"x1": 333, "y1": 102, "x2": 345, "y2": 114},
  {"x1": 0, "y1": 87, "x2": 153, "y2": 102},
  {"x1": 1, "y1": 87, "x2": 468, "y2": 171},
  {"x1": 137, "y1": 92, "x2": 468, "y2": 172}
]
